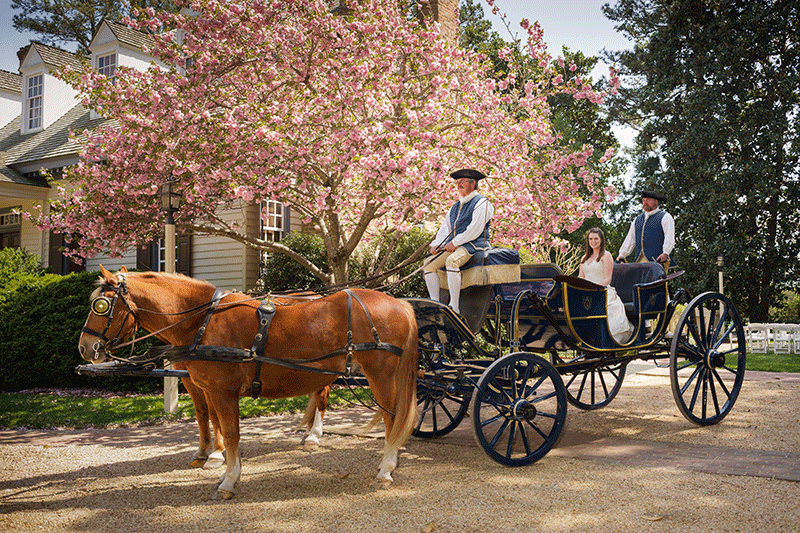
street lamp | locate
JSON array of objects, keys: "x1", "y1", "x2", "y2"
[
  {"x1": 159, "y1": 177, "x2": 182, "y2": 414},
  {"x1": 717, "y1": 254, "x2": 724, "y2": 295}
]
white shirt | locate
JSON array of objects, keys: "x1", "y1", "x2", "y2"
[
  {"x1": 431, "y1": 191, "x2": 495, "y2": 248},
  {"x1": 618, "y1": 208, "x2": 675, "y2": 259}
]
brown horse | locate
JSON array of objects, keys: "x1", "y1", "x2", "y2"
[
  {"x1": 78, "y1": 266, "x2": 418, "y2": 499},
  {"x1": 180, "y1": 291, "x2": 330, "y2": 469}
]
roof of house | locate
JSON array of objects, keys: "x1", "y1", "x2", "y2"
[
  {"x1": 102, "y1": 20, "x2": 155, "y2": 50},
  {"x1": 0, "y1": 116, "x2": 48, "y2": 188},
  {"x1": 19, "y1": 42, "x2": 83, "y2": 72},
  {"x1": 0, "y1": 70, "x2": 22, "y2": 93},
  {"x1": 2, "y1": 103, "x2": 115, "y2": 167}
]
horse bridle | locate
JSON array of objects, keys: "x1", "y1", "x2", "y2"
[{"x1": 82, "y1": 275, "x2": 140, "y2": 360}]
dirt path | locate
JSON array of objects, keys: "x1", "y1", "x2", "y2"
[{"x1": 1, "y1": 371, "x2": 798, "y2": 533}]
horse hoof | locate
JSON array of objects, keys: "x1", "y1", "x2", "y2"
[
  {"x1": 203, "y1": 456, "x2": 225, "y2": 469},
  {"x1": 303, "y1": 440, "x2": 319, "y2": 452},
  {"x1": 213, "y1": 489, "x2": 235, "y2": 501},
  {"x1": 375, "y1": 479, "x2": 392, "y2": 490},
  {"x1": 190, "y1": 458, "x2": 207, "y2": 468}
]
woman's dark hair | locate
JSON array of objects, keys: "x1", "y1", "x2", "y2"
[{"x1": 581, "y1": 227, "x2": 606, "y2": 263}]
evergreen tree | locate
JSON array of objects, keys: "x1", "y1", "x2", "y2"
[
  {"x1": 604, "y1": 0, "x2": 800, "y2": 320},
  {"x1": 11, "y1": 0, "x2": 177, "y2": 54}
]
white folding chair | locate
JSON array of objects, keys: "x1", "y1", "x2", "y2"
[
  {"x1": 747, "y1": 323, "x2": 769, "y2": 353},
  {"x1": 773, "y1": 324, "x2": 793, "y2": 354}
]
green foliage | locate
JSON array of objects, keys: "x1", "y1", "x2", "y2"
[
  {"x1": 770, "y1": 291, "x2": 800, "y2": 323},
  {"x1": 259, "y1": 232, "x2": 329, "y2": 292},
  {"x1": 0, "y1": 248, "x2": 46, "y2": 304},
  {"x1": 350, "y1": 227, "x2": 432, "y2": 298},
  {"x1": 603, "y1": 0, "x2": 800, "y2": 321},
  {"x1": 260, "y1": 228, "x2": 431, "y2": 297},
  {"x1": 0, "y1": 268, "x2": 160, "y2": 392}
]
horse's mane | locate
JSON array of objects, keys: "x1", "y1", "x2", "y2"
[{"x1": 127, "y1": 271, "x2": 217, "y2": 291}]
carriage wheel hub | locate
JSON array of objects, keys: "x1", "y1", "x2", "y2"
[
  {"x1": 706, "y1": 351, "x2": 725, "y2": 368},
  {"x1": 511, "y1": 399, "x2": 537, "y2": 421}
]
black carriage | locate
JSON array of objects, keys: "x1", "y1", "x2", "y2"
[{"x1": 408, "y1": 260, "x2": 746, "y2": 466}]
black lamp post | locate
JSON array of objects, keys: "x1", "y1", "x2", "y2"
[{"x1": 159, "y1": 177, "x2": 182, "y2": 414}]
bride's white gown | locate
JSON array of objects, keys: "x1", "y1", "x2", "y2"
[{"x1": 582, "y1": 260, "x2": 635, "y2": 344}]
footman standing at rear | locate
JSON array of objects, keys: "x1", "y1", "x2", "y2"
[{"x1": 617, "y1": 190, "x2": 675, "y2": 271}]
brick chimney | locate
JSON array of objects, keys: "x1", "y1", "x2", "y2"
[{"x1": 425, "y1": 0, "x2": 459, "y2": 45}]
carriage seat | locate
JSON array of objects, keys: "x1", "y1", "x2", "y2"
[
  {"x1": 610, "y1": 262, "x2": 666, "y2": 318},
  {"x1": 438, "y1": 247, "x2": 521, "y2": 290}
]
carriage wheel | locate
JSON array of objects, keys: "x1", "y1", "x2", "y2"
[
  {"x1": 669, "y1": 292, "x2": 746, "y2": 426},
  {"x1": 470, "y1": 352, "x2": 567, "y2": 466},
  {"x1": 562, "y1": 357, "x2": 627, "y2": 410},
  {"x1": 413, "y1": 381, "x2": 470, "y2": 438}
]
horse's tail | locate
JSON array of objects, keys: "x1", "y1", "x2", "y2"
[
  {"x1": 296, "y1": 386, "x2": 330, "y2": 431},
  {"x1": 384, "y1": 299, "x2": 419, "y2": 452}
]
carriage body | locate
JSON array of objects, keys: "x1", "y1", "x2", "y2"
[{"x1": 411, "y1": 259, "x2": 747, "y2": 466}]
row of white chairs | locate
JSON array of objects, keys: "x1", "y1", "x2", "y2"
[{"x1": 746, "y1": 323, "x2": 800, "y2": 354}]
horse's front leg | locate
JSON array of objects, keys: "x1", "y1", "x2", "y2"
[
  {"x1": 207, "y1": 390, "x2": 242, "y2": 500},
  {"x1": 180, "y1": 372, "x2": 223, "y2": 469}
]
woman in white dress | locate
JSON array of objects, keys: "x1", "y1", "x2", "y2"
[{"x1": 578, "y1": 228, "x2": 634, "y2": 344}]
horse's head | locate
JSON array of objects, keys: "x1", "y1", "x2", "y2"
[{"x1": 78, "y1": 265, "x2": 139, "y2": 363}]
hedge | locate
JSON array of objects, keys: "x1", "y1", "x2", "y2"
[{"x1": 0, "y1": 267, "x2": 160, "y2": 393}]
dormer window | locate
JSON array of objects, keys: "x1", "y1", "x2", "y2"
[
  {"x1": 97, "y1": 53, "x2": 116, "y2": 78},
  {"x1": 27, "y1": 74, "x2": 43, "y2": 130}
]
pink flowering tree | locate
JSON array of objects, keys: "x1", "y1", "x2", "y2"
[{"x1": 34, "y1": 0, "x2": 618, "y2": 286}]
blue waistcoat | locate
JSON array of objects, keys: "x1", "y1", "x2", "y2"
[
  {"x1": 444, "y1": 194, "x2": 491, "y2": 254},
  {"x1": 634, "y1": 210, "x2": 667, "y2": 262}
]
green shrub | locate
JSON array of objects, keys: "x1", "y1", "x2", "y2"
[
  {"x1": 0, "y1": 269, "x2": 160, "y2": 392},
  {"x1": 769, "y1": 290, "x2": 800, "y2": 323},
  {"x1": 350, "y1": 227, "x2": 431, "y2": 298},
  {"x1": 259, "y1": 232, "x2": 329, "y2": 292},
  {"x1": 0, "y1": 248, "x2": 46, "y2": 304},
  {"x1": 259, "y1": 229, "x2": 431, "y2": 298}
]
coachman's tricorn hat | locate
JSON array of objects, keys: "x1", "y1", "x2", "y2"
[
  {"x1": 642, "y1": 190, "x2": 667, "y2": 202},
  {"x1": 450, "y1": 168, "x2": 486, "y2": 181}
]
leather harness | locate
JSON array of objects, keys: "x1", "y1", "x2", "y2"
[{"x1": 137, "y1": 288, "x2": 403, "y2": 399}]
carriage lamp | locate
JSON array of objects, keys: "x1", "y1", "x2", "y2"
[
  {"x1": 159, "y1": 177, "x2": 182, "y2": 414},
  {"x1": 717, "y1": 254, "x2": 724, "y2": 294}
]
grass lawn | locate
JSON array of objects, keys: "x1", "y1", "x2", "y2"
[
  {"x1": 744, "y1": 351, "x2": 800, "y2": 373},
  {"x1": 0, "y1": 387, "x2": 373, "y2": 431}
]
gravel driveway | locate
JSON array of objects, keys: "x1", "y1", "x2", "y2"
[{"x1": 1, "y1": 370, "x2": 798, "y2": 533}]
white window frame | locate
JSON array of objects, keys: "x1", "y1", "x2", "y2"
[
  {"x1": 97, "y1": 53, "x2": 116, "y2": 79},
  {"x1": 26, "y1": 74, "x2": 43, "y2": 131},
  {"x1": 260, "y1": 200, "x2": 285, "y2": 263}
]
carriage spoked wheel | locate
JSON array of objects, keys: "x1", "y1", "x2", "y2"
[
  {"x1": 669, "y1": 291, "x2": 746, "y2": 426},
  {"x1": 561, "y1": 355, "x2": 627, "y2": 410},
  {"x1": 413, "y1": 381, "x2": 471, "y2": 438},
  {"x1": 470, "y1": 352, "x2": 567, "y2": 466}
]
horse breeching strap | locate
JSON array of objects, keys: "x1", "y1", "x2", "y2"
[{"x1": 151, "y1": 289, "x2": 404, "y2": 402}]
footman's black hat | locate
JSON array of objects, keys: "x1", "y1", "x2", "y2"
[
  {"x1": 450, "y1": 169, "x2": 486, "y2": 181},
  {"x1": 642, "y1": 190, "x2": 667, "y2": 202}
]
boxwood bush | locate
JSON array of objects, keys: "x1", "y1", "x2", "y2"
[{"x1": 0, "y1": 252, "x2": 159, "y2": 392}]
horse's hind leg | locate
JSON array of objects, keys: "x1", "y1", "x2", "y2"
[
  {"x1": 299, "y1": 387, "x2": 330, "y2": 451},
  {"x1": 207, "y1": 389, "x2": 242, "y2": 500},
  {"x1": 204, "y1": 392, "x2": 226, "y2": 469}
]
